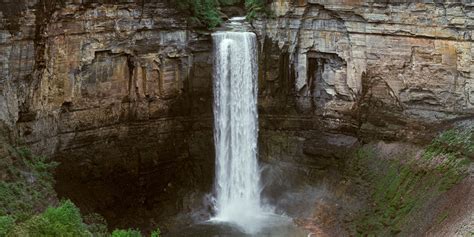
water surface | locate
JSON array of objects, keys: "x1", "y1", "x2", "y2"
[{"x1": 167, "y1": 217, "x2": 307, "y2": 237}]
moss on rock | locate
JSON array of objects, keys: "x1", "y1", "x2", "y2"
[{"x1": 348, "y1": 127, "x2": 472, "y2": 236}]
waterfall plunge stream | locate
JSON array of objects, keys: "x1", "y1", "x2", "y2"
[
  {"x1": 166, "y1": 18, "x2": 306, "y2": 237},
  {"x1": 212, "y1": 31, "x2": 260, "y2": 215},
  {"x1": 211, "y1": 25, "x2": 272, "y2": 234}
]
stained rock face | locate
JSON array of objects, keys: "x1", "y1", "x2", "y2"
[
  {"x1": 255, "y1": 3, "x2": 473, "y2": 233},
  {"x1": 1, "y1": 0, "x2": 213, "y2": 150},
  {"x1": 255, "y1": 0, "x2": 474, "y2": 142},
  {"x1": 0, "y1": 0, "x2": 214, "y2": 231}
]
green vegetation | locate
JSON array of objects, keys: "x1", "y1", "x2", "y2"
[
  {"x1": 176, "y1": 0, "x2": 269, "y2": 28},
  {"x1": 424, "y1": 127, "x2": 474, "y2": 160},
  {"x1": 0, "y1": 146, "x2": 161, "y2": 237},
  {"x1": 176, "y1": 0, "x2": 222, "y2": 28},
  {"x1": 8, "y1": 200, "x2": 92, "y2": 236},
  {"x1": 244, "y1": 0, "x2": 267, "y2": 20},
  {"x1": 111, "y1": 229, "x2": 142, "y2": 237},
  {"x1": 349, "y1": 127, "x2": 472, "y2": 236},
  {"x1": 434, "y1": 211, "x2": 449, "y2": 225},
  {"x1": 0, "y1": 216, "x2": 14, "y2": 236},
  {"x1": 2, "y1": 200, "x2": 160, "y2": 237},
  {"x1": 0, "y1": 146, "x2": 58, "y2": 222},
  {"x1": 109, "y1": 228, "x2": 161, "y2": 237},
  {"x1": 150, "y1": 229, "x2": 161, "y2": 237},
  {"x1": 219, "y1": 0, "x2": 241, "y2": 5},
  {"x1": 83, "y1": 213, "x2": 108, "y2": 236}
]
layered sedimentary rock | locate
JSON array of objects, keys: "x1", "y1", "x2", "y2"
[
  {"x1": 1, "y1": 0, "x2": 213, "y2": 151},
  {"x1": 254, "y1": 3, "x2": 473, "y2": 233},
  {"x1": 255, "y1": 0, "x2": 473, "y2": 144},
  {"x1": 0, "y1": 0, "x2": 214, "y2": 230}
]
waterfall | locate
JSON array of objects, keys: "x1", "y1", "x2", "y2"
[{"x1": 212, "y1": 29, "x2": 265, "y2": 232}]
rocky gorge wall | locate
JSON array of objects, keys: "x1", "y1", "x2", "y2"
[
  {"x1": 255, "y1": 0, "x2": 473, "y2": 141},
  {"x1": 253, "y1": 1, "x2": 474, "y2": 235},
  {"x1": 0, "y1": 0, "x2": 473, "y2": 234},
  {"x1": 254, "y1": 0, "x2": 473, "y2": 183},
  {"x1": 0, "y1": 0, "x2": 215, "y2": 230}
]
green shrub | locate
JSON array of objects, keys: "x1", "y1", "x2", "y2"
[
  {"x1": 9, "y1": 200, "x2": 92, "y2": 237},
  {"x1": 0, "y1": 146, "x2": 58, "y2": 222},
  {"x1": 83, "y1": 213, "x2": 108, "y2": 236},
  {"x1": 150, "y1": 228, "x2": 161, "y2": 237},
  {"x1": 0, "y1": 143, "x2": 162, "y2": 237},
  {"x1": 110, "y1": 228, "x2": 161, "y2": 237},
  {"x1": 175, "y1": 0, "x2": 270, "y2": 28},
  {"x1": 111, "y1": 229, "x2": 142, "y2": 237},
  {"x1": 176, "y1": 0, "x2": 222, "y2": 28},
  {"x1": 3, "y1": 201, "x2": 160, "y2": 237},
  {"x1": 0, "y1": 216, "x2": 15, "y2": 236},
  {"x1": 219, "y1": 0, "x2": 241, "y2": 6},
  {"x1": 244, "y1": 0, "x2": 267, "y2": 20}
]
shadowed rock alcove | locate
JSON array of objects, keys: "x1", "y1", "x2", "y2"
[{"x1": 54, "y1": 118, "x2": 215, "y2": 232}]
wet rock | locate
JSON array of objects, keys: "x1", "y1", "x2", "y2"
[{"x1": 303, "y1": 133, "x2": 358, "y2": 159}]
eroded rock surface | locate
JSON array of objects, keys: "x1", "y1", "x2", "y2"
[
  {"x1": 0, "y1": 0, "x2": 214, "y2": 231},
  {"x1": 255, "y1": 0, "x2": 473, "y2": 143},
  {"x1": 254, "y1": 2, "x2": 473, "y2": 235}
]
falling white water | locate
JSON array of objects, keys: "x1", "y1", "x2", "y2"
[{"x1": 212, "y1": 28, "x2": 272, "y2": 233}]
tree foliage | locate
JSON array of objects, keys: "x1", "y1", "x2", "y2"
[
  {"x1": 176, "y1": 0, "x2": 222, "y2": 28},
  {"x1": 244, "y1": 0, "x2": 266, "y2": 20},
  {"x1": 0, "y1": 145, "x2": 161, "y2": 236},
  {"x1": 175, "y1": 0, "x2": 269, "y2": 28},
  {"x1": 0, "y1": 146, "x2": 58, "y2": 222},
  {"x1": 9, "y1": 200, "x2": 92, "y2": 237}
]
